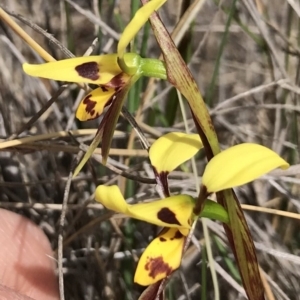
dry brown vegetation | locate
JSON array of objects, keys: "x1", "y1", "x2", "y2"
[{"x1": 0, "y1": 0, "x2": 300, "y2": 299}]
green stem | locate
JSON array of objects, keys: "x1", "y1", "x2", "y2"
[
  {"x1": 118, "y1": 53, "x2": 167, "y2": 79},
  {"x1": 140, "y1": 57, "x2": 167, "y2": 79},
  {"x1": 199, "y1": 199, "x2": 229, "y2": 224}
]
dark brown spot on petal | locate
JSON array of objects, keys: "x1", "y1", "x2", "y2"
[
  {"x1": 159, "y1": 237, "x2": 167, "y2": 242},
  {"x1": 75, "y1": 62, "x2": 99, "y2": 81},
  {"x1": 83, "y1": 95, "x2": 97, "y2": 116},
  {"x1": 145, "y1": 256, "x2": 172, "y2": 279},
  {"x1": 170, "y1": 230, "x2": 183, "y2": 240},
  {"x1": 106, "y1": 73, "x2": 128, "y2": 89},
  {"x1": 100, "y1": 85, "x2": 109, "y2": 92},
  {"x1": 157, "y1": 208, "x2": 180, "y2": 225}
]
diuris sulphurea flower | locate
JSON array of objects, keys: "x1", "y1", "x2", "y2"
[
  {"x1": 95, "y1": 185, "x2": 227, "y2": 285},
  {"x1": 23, "y1": 0, "x2": 167, "y2": 175},
  {"x1": 23, "y1": 53, "x2": 165, "y2": 122},
  {"x1": 95, "y1": 132, "x2": 205, "y2": 285},
  {"x1": 95, "y1": 133, "x2": 288, "y2": 285}
]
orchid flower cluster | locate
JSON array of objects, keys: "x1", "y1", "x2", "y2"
[
  {"x1": 23, "y1": 0, "x2": 167, "y2": 175},
  {"x1": 95, "y1": 133, "x2": 288, "y2": 285},
  {"x1": 22, "y1": 0, "x2": 289, "y2": 290}
]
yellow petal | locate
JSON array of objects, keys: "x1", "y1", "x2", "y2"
[
  {"x1": 134, "y1": 228, "x2": 185, "y2": 286},
  {"x1": 76, "y1": 87, "x2": 116, "y2": 121},
  {"x1": 117, "y1": 0, "x2": 166, "y2": 60},
  {"x1": 128, "y1": 194, "x2": 193, "y2": 234},
  {"x1": 149, "y1": 132, "x2": 203, "y2": 173},
  {"x1": 202, "y1": 143, "x2": 289, "y2": 193},
  {"x1": 23, "y1": 54, "x2": 121, "y2": 84},
  {"x1": 95, "y1": 185, "x2": 193, "y2": 232},
  {"x1": 95, "y1": 185, "x2": 128, "y2": 214}
]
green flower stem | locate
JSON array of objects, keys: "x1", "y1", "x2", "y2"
[
  {"x1": 118, "y1": 53, "x2": 140, "y2": 76},
  {"x1": 118, "y1": 53, "x2": 167, "y2": 80},
  {"x1": 140, "y1": 57, "x2": 167, "y2": 80},
  {"x1": 199, "y1": 199, "x2": 229, "y2": 224}
]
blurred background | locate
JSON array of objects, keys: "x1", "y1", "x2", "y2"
[{"x1": 0, "y1": 0, "x2": 299, "y2": 299}]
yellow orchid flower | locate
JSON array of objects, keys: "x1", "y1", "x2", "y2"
[
  {"x1": 134, "y1": 228, "x2": 185, "y2": 286},
  {"x1": 95, "y1": 185, "x2": 193, "y2": 236},
  {"x1": 22, "y1": 0, "x2": 167, "y2": 122},
  {"x1": 95, "y1": 184, "x2": 228, "y2": 286},
  {"x1": 202, "y1": 143, "x2": 289, "y2": 193},
  {"x1": 24, "y1": 53, "x2": 141, "y2": 121},
  {"x1": 94, "y1": 132, "x2": 229, "y2": 286},
  {"x1": 95, "y1": 136, "x2": 289, "y2": 286},
  {"x1": 22, "y1": 0, "x2": 167, "y2": 174}
]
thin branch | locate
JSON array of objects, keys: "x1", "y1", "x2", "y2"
[
  {"x1": 2, "y1": 7, "x2": 74, "y2": 58},
  {"x1": 57, "y1": 152, "x2": 83, "y2": 300},
  {"x1": 0, "y1": 6, "x2": 55, "y2": 62}
]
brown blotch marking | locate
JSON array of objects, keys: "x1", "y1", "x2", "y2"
[
  {"x1": 83, "y1": 95, "x2": 97, "y2": 117},
  {"x1": 159, "y1": 237, "x2": 167, "y2": 242},
  {"x1": 100, "y1": 85, "x2": 116, "y2": 108},
  {"x1": 193, "y1": 185, "x2": 208, "y2": 216},
  {"x1": 158, "y1": 171, "x2": 170, "y2": 197},
  {"x1": 100, "y1": 85, "x2": 109, "y2": 92},
  {"x1": 145, "y1": 256, "x2": 172, "y2": 279},
  {"x1": 151, "y1": 168, "x2": 170, "y2": 197},
  {"x1": 106, "y1": 73, "x2": 127, "y2": 89},
  {"x1": 157, "y1": 207, "x2": 180, "y2": 225},
  {"x1": 104, "y1": 94, "x2": 116, "y2": 108},
  {"x1": 170, "y1": 230, "x2": 183, "y2": 241},
  {"x1": 75, "y1": 62, "x2": 99, "y2": 81}
]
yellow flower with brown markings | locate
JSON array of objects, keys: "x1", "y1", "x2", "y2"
[
  {"x1": 94, "y1": 133, "x2": 225, "y2": 285},
  {"x1": 95, "y1": 133, "x2": 289, "y2": 286},
  {"x1": 23, "y1": 0, "x2": 167, "y2": 122},
  {"x1": 95, "y1": 132, "x2": 203, "y2": 286},
  {"x1": 95, "y1": 187, "x2": 193, "y2": 286},
  {"x1": 95, "y1": 185, "x2": 193, "y2": 236},
  {"x1": 23, "y1": 0, "x2": 168, "y2": 174},
  {"x1": 23, "y1": 54, "x2": 134, "y2": 121}
]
